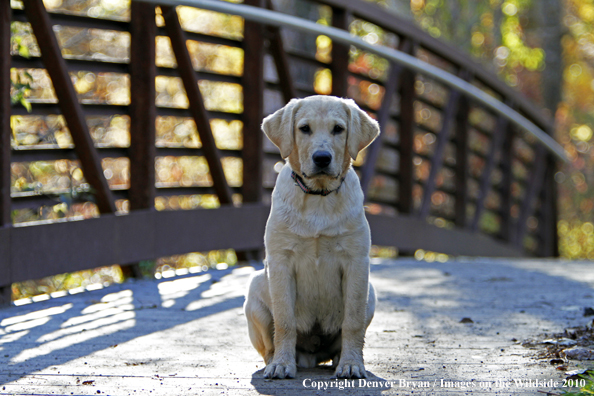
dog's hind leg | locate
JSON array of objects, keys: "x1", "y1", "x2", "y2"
[{"x1": 245, "y1": 271, "x2": 275, "y2": 364}]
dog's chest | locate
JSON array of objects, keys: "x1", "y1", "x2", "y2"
[{"x1": 291, "y1": 236, "x2": 346, "y2": 333}]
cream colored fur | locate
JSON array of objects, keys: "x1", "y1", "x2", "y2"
[{"x1": 244, "y1": 95, "x2": 379, "y2": 379}]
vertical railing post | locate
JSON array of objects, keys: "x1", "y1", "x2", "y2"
[
  {"x1": 454, "y1": 91, "x2": 470, "y2": 228},
  {"x1": 398, "y1": 39, "x2": 417, "y2": 215},
  {"x1": 242, "y1": 0, "x2": 265, "y2": 204},
  {"x1": 499, "y1": 127, "x2": 514, "y2": 242},
  {"x1": 538, "y1": 151, "x2": 559, "y2": 257},
  {"x1": 128, "y1": 2, "x2": 156, "y2": 212},
  {"x1": 265, "y1": 0, "x2": 296, "y2": 103},
  {"x1": 241, "y1": 0, "x2": 265, "y2": 260},
  {"x1": 0, "y1": 0, "x2": 12, "y2": 305},
  {"x1": 330, "y1": 6, "x2": 350, "y2": 98},
  {"x1": 515, "y1": 144, "x2": 547, "y2": 247},
  {"x1": 470, "y1": 111, "x2": 511, "y2": 232},
  {"x1": 121, "y1": 2, "x2": 157, "y2": 279}
]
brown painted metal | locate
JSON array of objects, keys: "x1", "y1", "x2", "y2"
[
  {"x1": 454, "y1": 87, "x2": 471, "y2": 228},
  {"x1": 0, "y1": 1, "x2": 10, "y2": 227},
  {"x1": 0, "y1": 0, "x2": 11, "y2": 304},
  {"x1": 366, "y1": 212, "x2": 526, "y2": 257},
  {"x1": 241, "y1": 0, "x2": 265, "y2": 204},
  {"x1": 540, "y1": 156, "x2": 559, "y2": 256},
  {"x1": 7, "y1": 204, "x2": 270, "y2": 284},
  {"x1": 330, "y1": 6, "x2": 350, "y2": 98},
  {"x1": 418, "y1": 86, "x2": 464, "y2": 218},
  {"x1": 128, "y1": 2, "x2": 156, "y2": 211},
  {"x1": 161, "y1": 5, "x2": 233, "y2": 205},
  {"x1": 360, "y1": 62, "x2": 402, "y2": 201},
  {"x1": 122, "y1": 2, "x2": 157, "y2": 279},
  {"x1": 22, "y1": 0, "x2": 116, "y2": 213},
  {"x1": 398, "y1": 40, "x2": 417, "y2": 215},
  {"x1": 2, "y1": 206, "x2": 528, "y2": 288},
  {"x1": 266, "y1": 0, "x2": 296, "y2": 103},
  {"x1": 498, "y1": 125, "x2": 515, "y2": 242},
  {"x1": 470, "y1": 109, "x2": 511, "y2": 231},
  {"x1": 515, "y1": 144, "x2": 547, "y2": 246}
]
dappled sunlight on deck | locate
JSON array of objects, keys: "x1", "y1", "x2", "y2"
[{"x1": 0, "y1": 259, "x2": 591, "y2": 394}]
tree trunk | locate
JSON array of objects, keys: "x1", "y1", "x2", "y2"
[{"x1": 537, "y1": 0, "x2": 564, "y2": 116}]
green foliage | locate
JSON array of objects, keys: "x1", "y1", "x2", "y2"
[
  {"x1": 563, "y1": 374, "x2": 594, "y2": 396},
  {"x1": 10, "y1": 22, "x2": 32, "y2": 113}
]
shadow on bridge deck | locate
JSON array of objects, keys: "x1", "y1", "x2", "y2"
[{"x1": 0, "y1": 258, "x2": 591, "y2": 395}]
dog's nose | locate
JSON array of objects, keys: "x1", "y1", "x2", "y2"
[{"x1": 312, "y1": 151, "x2": 332, "y2": 168}]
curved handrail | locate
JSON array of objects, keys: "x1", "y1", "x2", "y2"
[{"x1": 137, "y1": 0, "x2": 568, "y2": 163}]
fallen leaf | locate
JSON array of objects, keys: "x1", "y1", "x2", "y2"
[{"x1": 82, "y1": 380, "x2": 94, "y2": 385}]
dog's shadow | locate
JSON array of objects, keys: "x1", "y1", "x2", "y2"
[{"x1": 250, "y1": 366, "x2": 390, "y2": 395}]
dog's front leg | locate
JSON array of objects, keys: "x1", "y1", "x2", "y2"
[
  {"x1": 264, "y1": 261, "x2": 297, "y2": 379},
  {"x1": 336, "y1": 260, "x2": 369, "y2": 379}
]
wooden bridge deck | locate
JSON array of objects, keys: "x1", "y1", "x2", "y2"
[{"x1": 0, "y1": 258, "x2": 591, "y2": 395}]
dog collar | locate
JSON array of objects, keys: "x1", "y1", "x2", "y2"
[{"x1": 291, "y1": 171, "x2": 345, "y2": 196}]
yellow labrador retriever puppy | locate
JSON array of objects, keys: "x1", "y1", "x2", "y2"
[{"x1": 244, "y1": 95, "x2": 379, "y2": 379}]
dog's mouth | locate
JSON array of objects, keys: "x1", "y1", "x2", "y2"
[{"x1": 302, "y1": 170, "x2": 340, "y2": 179}]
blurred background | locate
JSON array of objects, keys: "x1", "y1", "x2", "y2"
[{"x1": 6, "y1": 0, "x2": 592, "y2": 301}]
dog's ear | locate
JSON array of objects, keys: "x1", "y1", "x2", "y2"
[
  {"x1": 261, "y1": 99, "x2": 301, "y2": 159},
  {"x1": 344, "y1": 99, "x2": 380, "y2": 160}
]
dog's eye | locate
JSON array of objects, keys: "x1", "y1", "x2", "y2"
[
  {"x1": 333, "y1": 125, "x2": 344, "y2": 134},
  {"x1": 299, "y1": 125, "x2": 311, "y2": 133}
]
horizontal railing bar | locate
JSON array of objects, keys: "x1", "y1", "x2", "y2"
[
  {"x1": 11, "y1": 103, "x2": 243, "y2": 120},
  {"x1": 138, "y1": 0, "x2": 567, "y2": 162},
  {"x1": 13, "y1": 8, "x2": 243, "y2": 48},
  {"x1": 11, "y1": 8, "x2": 130, "y2": 30},
  {"x1": 10, "y1": 146, "x2": 242, "y2": 162},
  {"x1": 285, "y1": 49, "x2": 329, "y2": 68},
  {"x1": 155, "y1": 27, "x2": 242, "y2": 47},
  {"x1": 12, "y1": 56, "x2": 243, "y2": 84},
  {"x1": 155, "y1": 185, "x2": 242, "y2": 196}
]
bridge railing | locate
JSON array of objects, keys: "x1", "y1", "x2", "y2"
[{"x1": 0, "y1": 0, "x2": 564, "y2": 304}]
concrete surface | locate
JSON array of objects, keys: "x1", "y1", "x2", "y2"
[{"x1": 1, "y1": 258, "x2": 593, "y2": 395}]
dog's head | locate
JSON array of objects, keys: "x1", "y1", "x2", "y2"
[{"x1": 262, "y1": 96, "x2": 380, "y2": 188}]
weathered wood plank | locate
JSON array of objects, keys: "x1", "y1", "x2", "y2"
[
  {"x1": 161, "y1": 5, "x2": 233, "y2": 205},
  {"x1": 0, "y1": 1, "x2": 11, "y2": 227},
  {"x1": 22, "y1": 0, "x2": 116, "y2": 214}
]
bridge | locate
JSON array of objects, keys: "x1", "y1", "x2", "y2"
[
  {"x1": 0, "y1": 0, "x2": 578, "y2": 393},
  {"x1": 0, "y1": 0, "x2": 566, "y2": 305}
]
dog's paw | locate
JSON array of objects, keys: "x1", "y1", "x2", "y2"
[
  {"x1": 263, "y1": 361, "x2": 297, "y2": 379},
  {"x1": 334, "y1": 360, "x2": 367, "y2": 379}
]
